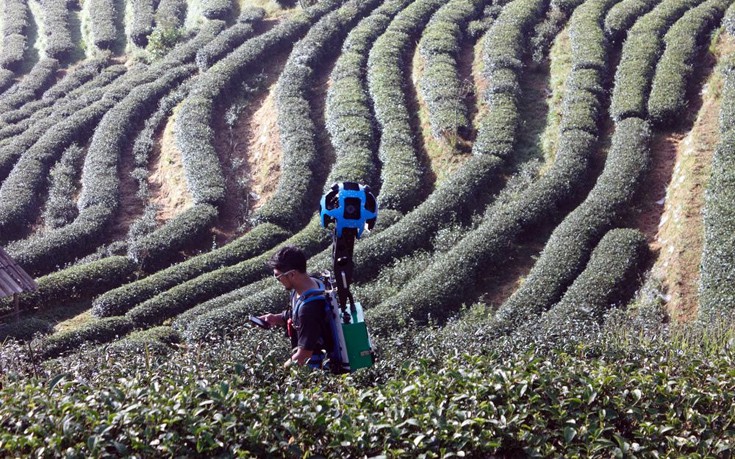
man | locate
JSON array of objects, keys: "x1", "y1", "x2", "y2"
[{"x1": 259, "y1": 245, "x2": 334, "y2": 369}]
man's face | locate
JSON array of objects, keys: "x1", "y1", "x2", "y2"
[{"x1": 273, "y1": 269, "x2": 294, "y2": 290}]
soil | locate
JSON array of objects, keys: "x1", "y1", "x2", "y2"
[
  {"x1": 148, "y1": 110, "x2": 194, "y2": 222},
  {"x1": 627, "y1": 36, "x2": 731, "y2": 323},
  {"x1": 208, "y1": 49, "x2": 290, "y2": 244}
]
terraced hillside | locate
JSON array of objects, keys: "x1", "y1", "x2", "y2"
[{"x1": 0, "y1": 0, "x2": 732, "y2": 357}]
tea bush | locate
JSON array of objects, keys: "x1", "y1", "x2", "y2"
[
  {"x1": 418, "y1": 0, "x2": 486, "y2": 140},
  {"x1": 255, "y1": 0, "x2": 382, "y2": 230},
  {"x1": 0, "y1": 317, "x2": 53, "y2": 341},
  {"x1": 155, "y1": 0, "x2": 187, "y2": 29},
  {"x1": 699, "y1": 57, "x2": 735, "y2": 321},
  {"x1": 129, "y1": 0, "x2": 156, "y2": 47},
  {"x1": 0, "y1": 256, "x2": 136, "y2": 315},
  {"x1": 5, "y1": 66, "x2": 194, "y2": 273},
  {"x1": 202, "y1": 0, "x2": 234, "y2": 20},
  {"x1": 175, "y1": 2, "x2": 339, "y2": 208},
  {"x1": 89, "y1": 0, "x2": 119, "y2": 50},
  {"x1": 40, "y1": 57, "x2": 112, "y2": 104},
  {"x1": 610, "y1": 0, "x2": 703, "y2": 121},
  {"x1": 474, "y1": 0, "x2": 546, "y2": 158},
  {"x1": 511, "y1": 228, "x2": 650, "y2": 350},
  {"x1": 0, "y1": 0, "x2": 29, "y2": 70},
  {"x1": 195, "y1": 23, "x2": 257, "y2": 71},
  {"x1": 495, "y1": 117, "x2": 651, "y2": 337},
  {"x1": 0, "y1": 99, "x2": 115, "y2": 245},
  {"x1": 0, "y1": 65, "x2": 125, "y2": 184},
  {"x1": 325, "y1": 0, "x2": 412, "y2": 190},
  {"x1": 40, "y1": 316, "x2": 135, "y2": 359},
  {"x1": 43, "y1": 144, "x2": 85, "y2": 230},
  {"x1": 5, "y1": 329, "x2": 735, "y2": 456},
  {"x1": 0, "y1": 59, "x2": 59, "y2": 113},
  {"x1": 39, "y1": 0, "x2": 75, "y2": 60},
  {"x1": 0, "y1": 69, "x2": 15, "y2": 92},
  {"x1": 647, "y1": 0, "x2": 730, "y2": 126},
  {"x1": 125, "y1": 218, "x2": 330, "y2": 328},
  {"x1": 604, "y1": 0, "x2": 661, "y2": 41},
  {"x1": 94, "y1": 223, "x2": 290, "y2": 317},
  {"x1": 127, "y1": 204, "x2": 219, "y2": 271},
  {"x1": 366, "y1": 0, "x2": 446, "y2": 213}
]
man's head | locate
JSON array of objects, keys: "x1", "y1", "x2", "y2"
[{"x1": 268, "y1": 245, "x2": 307, "y2": 287}]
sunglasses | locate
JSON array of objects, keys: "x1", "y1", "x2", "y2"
[{"x1": 274, "y1": 269, "x2": 294, "y2": 280}]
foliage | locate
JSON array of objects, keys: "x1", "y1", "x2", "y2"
[
  {"x1": 89, "y1": 0, "x2": 120, "y2": 50},
  {"x1": 129, "y1": 0, "x2": 156, "y2": 47},
  {"x1": 39, "y1": 0, "x2": 76, "y2": 60},
  {"x1": 325, "y1": 0, "x2": 413, "y2": 191},
  {"x1": 604, "y1": 0, "x2": 661, "y2": 41},
  {"x1": 610, "y1": 0, "x2": 702, "y2": 121},
  {"x1": 4, "y1": 325, "x2": 735, "y2": 456},
  {"x1": 43, "y1": 144, "x2": 85, "y2": 230},
  {"x1": 647, "y1": 0, "x2": 730, "y2": 126},
  {"x1": 366, "y1": 0, "x2": 446, "y2": 213},
  {"x1": 255, "y1": 0, "x2": 383, "y2": 230},
  {"x1": 418, "y1": 0, "x2": 486, "y2": 140},
  {"x1": 699, "y1": 56, "x2": 735, "y2": 321},
  {"x1": 0, "y1": 256, "x2": 136, "y2": 316},
  {"x1": 202, "y1": 0, "x2": 234, "y2": 20},
  {"x1": 0, "y1": 0, "x2": 29, "y2": 70},
  {"x1": 195, "y1": 22, "x2": 257, "y2": 71},
  {"x1": 93, "y1": 223, "x2": 291, "y2": 318}
]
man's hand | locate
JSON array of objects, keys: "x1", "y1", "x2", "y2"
[{"x1": 261, "y1": 313, "x2": 285, "y2": 327}]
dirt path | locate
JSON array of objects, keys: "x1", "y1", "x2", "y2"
[
  {"x1": 629, "y1": 46, "x2": 725, "y2": 322},
  {"x1": 148, "y1": 110, "x2": 193, "y2": 222}
]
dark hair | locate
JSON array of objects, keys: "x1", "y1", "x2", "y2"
[{"x1": 267, "y1": 245, "x2": 307, "y2": 273}]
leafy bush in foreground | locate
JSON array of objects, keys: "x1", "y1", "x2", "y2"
[{"x1": 3, "y1": 328, "x2": 735, "y2": 456}]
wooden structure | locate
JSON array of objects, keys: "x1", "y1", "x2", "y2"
[{"x1": 0, "y1": 246, "x2": 37, "y2": 316}]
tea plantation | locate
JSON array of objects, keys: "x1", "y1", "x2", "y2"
[{"x1": 2, "y1": 0, "x2": 735, "y2": 455}]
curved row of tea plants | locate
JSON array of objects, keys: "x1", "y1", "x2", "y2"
[
  {"x1": 473, "y1": 0, "x2": 547, "y2": 158},
  {"x1": 0, "y1": 256, "x2": 136, "y2": 316},
  {"x1": 364, "y1": 0, "x2": 613, "y2": 334},
  {"x1": 39, "y1": 0, "x2": 76, "y2": 60},
  {"x1": 603, "y1": 0, "x2": 662, "y2": 41},
  {"x1": 5, "y1": 66, "x2": 195, "y2": 275},
  {"x1": 93, "y1": 223, "x2": 290, "y2": 317},
  {"x1": 195, "y1": 12, "x2": 262, "y2": 71},
  {"x1": 88, "y1": 0, "x2": 120, "y2": 50},
  {"x1": 418, "y1": 0, "x2": 487, "y2": 140},
  {"x1": 699, "y1": 54, "x2": 735, "y2": 321},
  {"x1": 610, "y1": 0, "x2": 704, "y2": 121},
  {"x1": 0, "y1": 63, "x2": 126, "y2": 183},
  {"x1": 366, "y1": 0, "x2": 447, "y2": 213},
  {"x1": 174, "y1": 1, "x2": 341, "y2": 209},
  {"x1": 324, "y1": 0, "x2": 413, "y2": 190},
  {"x1": 510, "y1": 228, "x2": 650, "y2": 351},
  {"x1": 253, "y1": 0, "x2": 382, "y2": 231},
  {"x1": 0, "y1": 0, "x2": 29, "y2": 71},
  {"x1": 0, "y1": 59, "x2": 59, "y2": 113},
  {"x1": 129, "y1": 0, "x2": 156, "y2": 47},
  {"x1": 42, "y1": 144, "x2": 85, "y2": 230},
  {"x1": 647, "y1": 0, "x2": 731, "y2": 126}
]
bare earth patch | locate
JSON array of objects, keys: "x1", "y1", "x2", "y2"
[
  {"x1": 634, "y1": 53, "x2": 723, "y2": 322},
  {"x1": 148, "y1": 108, "x2": 193, "y2": 222},
  {"x1": 247, "y1": 84, "x2": 283, "y2": 215}
]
